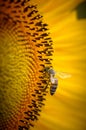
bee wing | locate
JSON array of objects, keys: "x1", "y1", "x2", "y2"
[{"x1": 56, "y1": 72, "x2": 71, "y2": 79}]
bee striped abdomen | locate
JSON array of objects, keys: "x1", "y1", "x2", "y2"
[{"x1": 50, "y1": 84, "x2": 57, "y2": 95}]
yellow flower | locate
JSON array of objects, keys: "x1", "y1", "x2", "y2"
[
  {"x1": 0, "y1": 0, "x2": 86, "y2": 130},
  {"x1": 32, "y1": 0, "x2": 86, "y2": 130}
]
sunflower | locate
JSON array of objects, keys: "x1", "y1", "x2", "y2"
[
  {"x1": 0, "y1": 0, "x2": 86, "y2": 130},
  {"x1": 32, "y1": 0, "x2": 86, "y2": 130}
]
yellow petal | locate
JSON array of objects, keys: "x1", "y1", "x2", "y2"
[{"x1": 33, "y1": 1, "x2": 86, "y2": 130}]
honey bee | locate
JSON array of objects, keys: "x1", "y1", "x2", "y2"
[{"x1": 46, "y1": 68, "x2": 71, "y2": 95}]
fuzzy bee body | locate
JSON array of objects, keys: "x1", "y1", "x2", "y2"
[
  {"x1": 50, "y1": 77, "x2": 58, "y2": 95},
  {"x1": 45, "y1": 67, "x2": 71, "y2": 95},
  {"x1": 46, "y1": 68, "x2": 58, "y2": 95},
  {"x1": 50, "y1": 84, "x2": 57, "y2": 95}
]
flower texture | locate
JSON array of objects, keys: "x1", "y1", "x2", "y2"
[
  {"x1": 0, "y1": 0, "x2": 53, "y2": 130},
  {"x1": 32, "y1": 0, "x2": 86, "y2": 130},
  {"x1": 0, "y1": 0, "x2": 86, "y2": 130}
]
